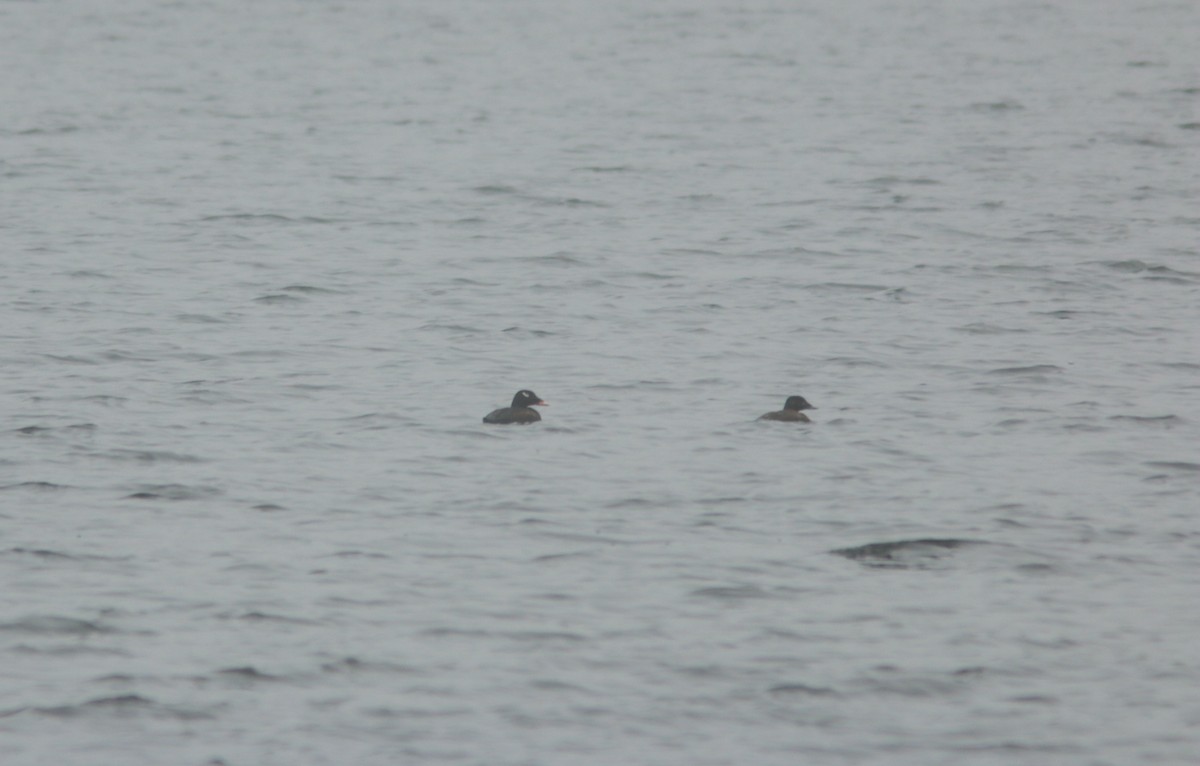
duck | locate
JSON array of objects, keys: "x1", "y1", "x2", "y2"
[
  {"x1": 483, "y1": 389, "x2": 547, "y2": 424},
  {"x1": 758, "y1": 395, "x2": 816, "y2": 422}
]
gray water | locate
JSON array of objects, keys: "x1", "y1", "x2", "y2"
[{"x1": 3, "y1": 1, "x2": 1200, "y2": 764}]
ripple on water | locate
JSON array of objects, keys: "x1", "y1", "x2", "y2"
[
  {"x1": 13, "y1": 423, "x2": 97, "y2": 436},
  {"x1": 175, "y1": 313, "x2": 229, "y2": 324},
  {"x1": 0, "y1": 481, "x2": 73, "y2": 492},
  {"x1": 830, "y1": 539, "x2": 996, "y2": 570},
  {"x1": 502, "y1": 326, "x2": 556, "y2": 337},
  {"x1": 987, "y1": 365, "x2": 1064, "y2": 376},
  {"x1": 29, "y1": 695, "x2": 217, "y2": 721},
  {"x1": 2, "y1": 547, "x2": 75, "y2": 561},
  {"x1": 253, "y1": 293, "x2": 305, "y2": 305},
  {"x1": 690, "y1": 584, "x2": 773, "y2": 600},
  {"x1": 124, "y1": 484, "x2": 223, "y2": 500},
  {"x1": 2, "y1": 548, "x2": 130, "y2": 565},
  {"x1": 1108, "y1": 415, "x2": 1184, "y2": 428},
  {"x1": 96, "y1": 449, "x2": 205, "y2": 464},
  {"x1": 954, "y1": 323, "x2": 1027, "y2": 335},
  {"x1": 215, "y1": 666, "x2": 284, "y2": 683},
  {"x1": 217, "y1": 611, "x2": 320, "y2": 626},
  {"x1": 281, "y1": 284, "x2": 342, "y2": 295},
  {"x1": 197, "y1": 213, "x2": 339, "y2": 225},
  {"x1": 1095, "y1": 259, "x2": 1200, "y2": 284},
  {"x1": 517, "y1": 252, "x2": 591, "y2": 266},
  {"x1": 768, "y1": 683, "x2": 840, "y2": 697},
  {"x1": 1143, "y1": 461, "x2": 1200, "y2": 473},
  {"x1": 0, "y1": 616, "x2": 113, "y2": 635},
  {"x1": 803, "y1": 282, "x2": 892, "y2": 294},
  {"x1": 318, "y1": 657, "x2": 421, "y2": 675},
  {"x1": 849, "y1": 666, "x2": 989, "y2": 699}
]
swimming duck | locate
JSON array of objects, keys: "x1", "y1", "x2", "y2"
[
  {"x1": 483, "y1": 389, "x2": 547, "y2": 424},
  {"x1": 758, "y1": 395, "x2": 816, "y2": 422}
]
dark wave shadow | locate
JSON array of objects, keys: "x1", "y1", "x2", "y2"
[{"x1": 830, "y1": 538, "x2": 995, "y2": 569}]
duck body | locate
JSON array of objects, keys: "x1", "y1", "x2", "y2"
[
  {"x1": 759, "y1": 409, "x2": 811, "y2": 422},
  {"x1": 758, "y1": 395, "x2": 815, "y2": 423},
  {"x1": 483, "y1": 407, "x2": 542, "y2": 425},
  {"x1": 483, "y1": 389, "x2": 546, "y2": 425}
]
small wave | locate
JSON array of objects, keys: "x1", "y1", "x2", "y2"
[
  {"x1": 1097, "y1": 259, "x2": 1199, "y2": 282},
  {"x1": 532, "y1": 195, "x2": 608, "y2": 208},
  {"x1": 197, "y1": 213, "x2": 338, "y2": 225},
  {"x1": 1098, "y1": 259, "x2": 1157, "y2": 273},
  {"x1": 125, "y1": 484, "x2": 222, "y2": 501},
  {"x1": 1038, "y1": 310, "x2": 1084, "y2": 319},
  {"x1": 3, "y1": 547, "x2": 129, "y2": 564},
  {"x1": 769, "y1": 683, "x2": 839, "y2": 697},
  {"x1": 1108, "y1": 415, "x2": 1183, "y2": 427},
  {"x1": 994, "y1": 418, "x2": 1028, "y2": 428},
  {"x1": 502, "y1": 326, "x2": 555, "y2": 336},
  {"x1": 519, "y1": 252, "x2": 588, "y2": 266},
  {"x1": 216, "y1": 666, "x2": 282, "y2": 681},
  {"x1": 40, "y1": 354, "x2": 97, "y2": 365},
  {"x1": 418, "y1": 322, "x2": 482, "y2": 333},
  {"x1": 1144, "y1": 461, "x2": 1200, "y2": 472},
  {"x1": 0, "y1": 616, "x2": 111, "y2": 635},
  {"x1": 3, "y1": 548, "x2": 73, "y2": 560},
  {"x1": 863, "y1": 175, "x2": 941, "y2": 187},
  {"x1": 253, "y1": 293, "x2": 304, "y2": 304},
  {"x1": 99, "y1": 449, "x2": 204, "y2": 464},
  {"x1": 472, "y1": 184, "x2": 518, "y2": 195},
  {"x1": 77, "y1": 395, "x2": 128, "y2": 406},
  {"x1": 955, "y1": 323, "x2": 1026, "y2": 335},
  {"x1": 339, "y1": 412, "x2": 408, "y2": 424},
  {"x1": 503, "y1": 631, "x2": 586, "y2": 642},
  {"x1": 824, "y1": 356, "x2": 889, "y2": 369},
  {"x1": 969, "y1": 100, "x2": 1025, "y2": 112},
  {"x1": 690, "y1": 585, "x2": 772, "y2": 600},
  {"x1": 281, "y1": 284, "x2": 342, "y2": 295},
  {"x1": 8, "y1": 125, "x2": 81, "y2": 136},
  {"x1": 831, "y1": 539, "x2": 992, "y2": 569},
  {"x1": 988, "y1": 364, "x2": 1063, "y2": 376},
  {"x1": 32, "y1": 694, "x2": 215, "y2": 721},
  {"x1": 531, "y1": 550, "x2": 592, "y2": 563},
  {"x1": 327, "y1": 550, "x2": 389, "y2": 559},
  {"x1": 853, "y1": 667, "x2": 982, "y2": 698},
  {"x1": 320, "y1": 657, "x2": 418, "y2": 675},
  {"x1": 218, "y1": 611, "x2": 320, "y2": 625},
  {"x1": 804, "y1": 282, "x2": 891, "y2": 293},
  {"x1": 749, "y1": 245, "x2": 840, "y2": 259},
  {"x1": 180, "y1": 389, "x2": 248, "y2": 405},
  {"x1": 175, "y1": 312, "x2": 226, "y2": 324},
  {"x1": 421, "y1": 627, "x2": 492, "y2": 638},
  {"x1": 1158, "y1": 362, "x2": 1200, "y2": 371},
  {"x1": 229, "y1": 349, "x2": 292, "y2": 359},
  {"x1": 0, "y1": 481, "x2": 71, "y2": 491}
]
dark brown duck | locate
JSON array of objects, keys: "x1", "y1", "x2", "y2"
[
  {"x1": 483, "y1": 389, "x2": 547, "y2": 425},
  {"x1": 758, "y1": 395, "x2": 816, "y2": 423}
]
